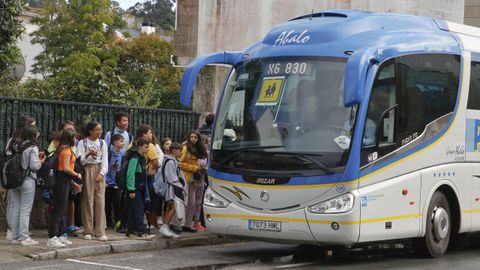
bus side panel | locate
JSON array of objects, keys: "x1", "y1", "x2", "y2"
[
  {"x1": 470, "y1": 164, "x2": 480, "y2": 231},
  {"x1": 419, "y1": 164, "x2": 471, "y2": 235},
  {"x1": 358, "y1": 171, "x2": 421, "y2": 242}
]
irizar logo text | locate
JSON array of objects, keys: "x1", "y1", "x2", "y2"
[
  {"x1": 274, "y1": 30, "x2": 310, "y2": 46},
  {"x1": 256, "y1": 178, "x2": 276, "y2": 184}
]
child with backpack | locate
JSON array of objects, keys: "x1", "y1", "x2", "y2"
[
  {"x1": 158, "y1": 142, "x2": 185, "y2": 238},
  {"x1": 124, "y1": 137, "x2": 155, "y2": 239},
  {"x1": 76, "y1": 121, "x2": 109, "y2": 241},
  {"x1": 105, "y1": 134, "x2": 125, "y2": 229},
  {"x1": 47, "y1": 129, "x2": 82, "y2": 248},
  {"x1": 9, "y1": 126, "x2": 45, "y2": 246}
]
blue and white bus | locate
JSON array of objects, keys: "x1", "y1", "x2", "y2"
[{"x1": 179, "y1": 10, "x2": 480, "y2": 257}]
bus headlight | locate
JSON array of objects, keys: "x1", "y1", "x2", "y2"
[
  {"x1": 204, "y1": 187, "x2": 230, "y2": 208},
  {"x1": 307, "y1": 193, "x2": 354, "y2": 214}
]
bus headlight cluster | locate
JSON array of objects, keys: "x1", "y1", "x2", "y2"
[
  {"x1": 307, "y1": 193, "x2": 354, "y2": 214},
  {"x1": 204, "y1": 187, "x2": 230, "y2": 208}
]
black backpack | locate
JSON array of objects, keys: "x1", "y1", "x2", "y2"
[
  {"x1": 115, "y1": 150, "x2": 144, "y2": 191},
  {"x1": 0, "y1": 142, "x2": 34, "y2": 189}
]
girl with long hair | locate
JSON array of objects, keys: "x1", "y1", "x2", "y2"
[
  {"x1": 5, "y1": 115, "x2": 36, "y2": 241},
  {"x1": 180, "y1": 130, "x2": 207, "y2": 232},
  {"x1": 47, "y1": 129, "x2": 82, "y2": 248},
  {"x1": 75, "y1": 121, "x2": 108, "y2": 241},
  {"x1": 10, "y1": 126, "x2": 45, "y2": 246}
]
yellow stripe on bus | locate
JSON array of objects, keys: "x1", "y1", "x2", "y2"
[{"x1": 205, "y1": 213, "x2": 422, "y2": 225}]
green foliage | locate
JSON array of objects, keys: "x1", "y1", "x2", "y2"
[
  {"x1": 118, "y1": 34, "x2": 183, "y2": 108},
  {"x1": 0, "y1": 0, "x2": 25, "y2": 74},
  {"x1": 127, "y1": 0, "x2": 175, "y2": 31},
  {"x1": 25, "y1": 0, "x2": 182, "y2": 109}
]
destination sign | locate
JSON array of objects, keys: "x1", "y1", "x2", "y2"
[{"x1": 264, "y1": 62, "x2": 312, "y2": 76}]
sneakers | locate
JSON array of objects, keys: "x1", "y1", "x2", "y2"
[
  {"x1": 157, "y1": 216, "x2": 163, "y2": 226},
  {"x1": 6, "y1": 229, "x2": 12, "y2": 241},
  {"x1": 97, "y1": 235, "x2": 108, "y2": 241},
  {"x1": 83, "y1": 234, "x2": 92, "y2": 240},
  {"x1": 58, "y1": 235, "x2": 72, "y2": 246},
  {"x1": 159, "y1": 225, "x2": 179, "y2": 239},
  {"x1": 47, "y1": 237, "x2": 66, "y2": 248},
  {"x1": 193, "y1": 221, "x2": 207, "y2": 231},
  {"x1": 182, "y1": 226, "x2": 197, "y2": 233},
  {"x1": 20, "y1": 237, "x2": 39, "y2": 246},
  {"x1": 10, "y1": 239, "x2": 20, "y2": 245},
  {"x1": 136, "y1": 233, "x2": 155, "y2": 240}
]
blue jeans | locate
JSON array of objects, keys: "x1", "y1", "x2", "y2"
[{"x1": 10, "y1": 176, "x2": 36, "y2": 240}]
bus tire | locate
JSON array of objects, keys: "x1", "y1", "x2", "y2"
[{"x1": 414, "y1": 191, "x2": 451, "y2": 258}]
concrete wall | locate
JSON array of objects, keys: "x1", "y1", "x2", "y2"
[
  {"x1": 175, "y1": 0, "x2": 465, "y2": 120},
  {"x1": 196, "y1": 0, "x2": 465, "y2": 56},
  {"x1": 465, "y1": 0, "x2": 480, "y2": 26}
]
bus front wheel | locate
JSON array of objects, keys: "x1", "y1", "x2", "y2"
[{"x1": 414, "y1": 191, "x2": 451, "y2": 258}]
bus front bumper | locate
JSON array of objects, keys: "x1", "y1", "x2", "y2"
[{"x1": 203, "y1": 202, "x2": 360, "y2": 245}]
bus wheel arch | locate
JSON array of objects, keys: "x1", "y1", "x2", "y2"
[{"x1": 414, "y1": 185, "x2": 460, "y2": 257}]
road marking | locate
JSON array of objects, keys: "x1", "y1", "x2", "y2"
[
  {"x1": 22, "y1": 265, "x2": 70, "y2": 270},
  {"x1": 274, "y1": 262, "x2": 318, "y2": 269},
  {"x1": 66, "y1": 259, "x2": 144, "y2": 270}
]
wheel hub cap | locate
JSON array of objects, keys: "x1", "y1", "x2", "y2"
[{"x1": 433, "y1": 207, "x2": 449, "y2": 240}]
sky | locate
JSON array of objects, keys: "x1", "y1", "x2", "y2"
[
  {"x1": 116, "y1": 0, "x2": 140, "y2": 9},
  {"x1": 116, "y1": 0, "x2": 176, "y2": 10}
]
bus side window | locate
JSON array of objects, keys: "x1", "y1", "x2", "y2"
[
  {"x1": 468, "y1": 62, "x2": 480, "y2": 110},
  {"x1": 361, "y1": 54, "x2": 460, "y2": 167}
]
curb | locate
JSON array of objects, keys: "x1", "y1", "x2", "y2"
[{"x1": 28, "y1": 235, "x2": 233, "y2": 261}]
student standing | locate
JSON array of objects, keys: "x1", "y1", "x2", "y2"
[
  {"x1": 180, "y1": 130, "x2": 207, "y2": 232},
  {"x1": 76, "y1": 121, "x2": 108, "y2": 241},
  {"x1": 47, "y1": 130, "x2": 82, "y2": 248},
  {"x1": 10, "y1": 126, "x2": 45, "y2": 246},
  {"x1": 4, "y1": 116, "x2": 36, "y2": 241},
  {"x1": 104, "y1": 112, "x2": 132, "y2": 153},
  {"x1": 105, "y1": 134, "x2": 125, "y2": 229},
  {"x1": 158, "y1": 142, "x2": 185, "y2": 238},
  {"x1": 125, "y1": 138, "x2": 155, "y2": 239}
]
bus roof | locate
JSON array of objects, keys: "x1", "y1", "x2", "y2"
[{"x1": 242, "y1": 9, "x2": 460, "y2": 61}]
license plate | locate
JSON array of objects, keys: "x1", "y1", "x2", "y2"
[{"x1": 248, "y1": 219, "x2": 282, "y2": 232}]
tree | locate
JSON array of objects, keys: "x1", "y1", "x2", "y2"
[
  {"x1": 0, "y1": 0, "x2": 25, "y2": 75},
  {"x1": 127, "y1": 0, "x2": 175, "y2": 31},
  {"x1": 117, "y1": 34, "x2": 183, "y2": 108},
  {"x1": 29, "y1": 0, "x2": 127, "y2": 103}
]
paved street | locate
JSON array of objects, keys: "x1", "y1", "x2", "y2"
[{"x1": 2, "y1": 239, "x2": 480, "y2": 270}]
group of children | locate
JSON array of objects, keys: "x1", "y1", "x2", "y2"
[{"x1": 3, "y1": 111, "x2": 214, "y2": 247}]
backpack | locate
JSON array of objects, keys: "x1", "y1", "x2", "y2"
[
  {"x1": 0, "y1": 142, "x2": 34, "y2": 189},
  {"x1": 153, "y1": 158, "x2": 174, "y2": 198},
  {"x1": 115, "y1": 150, "x2": 144, "y2": 191},
  {"x1": 36, "y1": 149, "x2": 58, "y2": 188}
]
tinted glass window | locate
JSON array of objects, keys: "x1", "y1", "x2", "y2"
[
  {"x1": 361, "y1": 54, "x2": 460, "y2": 166},
  {"x1": 396, "y1": 54, "x2": 460, "y2": 143},
  {"x1": 468, "y1": 61, "x2": 480, "y2": 110}
]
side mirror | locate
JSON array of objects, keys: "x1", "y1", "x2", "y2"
[
  {"x1": 344, "y1": 48, "x2": 379, "y2": 107},
  {"x1": 180, "y1": 51, "x2": 243, "y2": 106},
  {"x1": 375, "y1": 104, "x2": 398, "y2": 149}
]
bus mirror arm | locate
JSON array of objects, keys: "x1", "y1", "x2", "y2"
[{"x1": 375, "y1": 104, "x2": 399, "y2": 149}]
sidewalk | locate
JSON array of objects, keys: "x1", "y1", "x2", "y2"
[{"x1": 0, "y1": 228, "x2": 233, "y2": 263}]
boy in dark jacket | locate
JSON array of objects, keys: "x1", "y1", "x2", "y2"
[{"x1": 125, "y1": 138, "x2": 154, "y2": 239}]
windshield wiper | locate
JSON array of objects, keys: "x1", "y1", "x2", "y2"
[
  {"x1": 218, "y1": 145, "x2": 284, "y2": 167},
  {"x1": 292, "y1": 153, "x2": 335, "y2": 175}
]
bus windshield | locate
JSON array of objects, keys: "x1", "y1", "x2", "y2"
[{"x1": 211, "y1": 58, "x2": 357, "y2": 176}]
